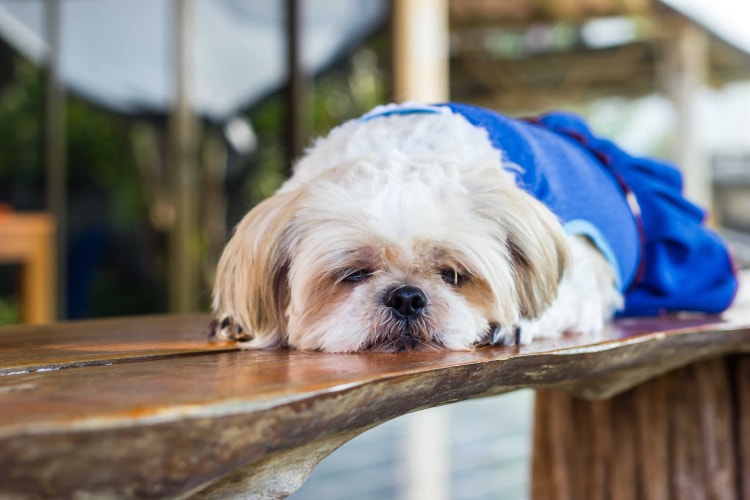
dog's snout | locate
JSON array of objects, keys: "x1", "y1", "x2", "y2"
[{"x1": 385, "y1": 286, "x2": 426, "y2": 318}]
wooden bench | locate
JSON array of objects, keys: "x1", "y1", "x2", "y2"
[
  {"x1": 1, "y1": 305, "x2": 749, "y2": 499},
  {"x1": 0, "y1": 212, "x2": 56, "y2": 324}
]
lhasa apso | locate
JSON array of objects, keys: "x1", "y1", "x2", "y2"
[{"x1": 210, "y1": 102, "x2": 737, "y2": 352}]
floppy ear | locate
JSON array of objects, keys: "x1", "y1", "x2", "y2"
[
  {"x1": 501, "y1": 188, "x2": 569, "y2": 318},
  {"x1": 468, "y1": 169, "x2": 569, "y2": 320},
  {"x1": 212, "y1": 190, "x2": 304, "y2": 348}
]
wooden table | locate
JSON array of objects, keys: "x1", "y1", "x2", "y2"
[
  {"x1": 0, "y1": 212, "x2": 56, "y2": 323},
  {"x1": 1, "y1": 310, "x2": 749, "y2": 499}
]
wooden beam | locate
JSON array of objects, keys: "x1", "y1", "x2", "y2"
[
  {"x1": 44, "y1": 0, "x2": 64, "y2": 320},
  {"x1": 390, "y1": 3, "x2": 451, "y2": 498},
  {"x1": 402, "y1": 408, "x2": 450, "y2": 500},
  {"x1": 168, "y1": 0, "x2": 200, "y2": 313},
  {"x1": 451, "y1": 41, "x2": 655, "y2": 112},
  {"x1": 202, "y1": 128, "x2": 227, "y2": 289},
  {"x1": 658, "y1": 12, "x2": 712, "y2": 211},
  {"x1": 449, "y1": 0, "x2": 651, "y2": 25},
  {"x1": 392, "y1": 0, "x2": 449, "y2": 102},
  {"x1": 285, "y1": 0, "x2": 307, "y2": 174}
]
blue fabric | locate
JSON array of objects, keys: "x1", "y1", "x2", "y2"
[
  {"x1": 444, "y1": 103, "x2": 640, "y2": 292},
  {"x1": 359, "y1": 103, "x2": 738, "y2": 316},
  {"x1": 533, "y1": 110, "x2": 738, "y2": 315}
]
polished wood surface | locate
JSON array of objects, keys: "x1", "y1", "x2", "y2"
[
  {"x1": 0, "y1": 314, "x2": 233, "y2": 375},
  {"x1": 0, "y1": 212, "x2": 56, "y2": 323},
  {"x1": 1, "y1": 311, "x2": 750, "y2": 498}
]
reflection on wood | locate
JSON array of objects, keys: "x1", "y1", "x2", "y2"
[{"x1": 0, "y1": 312, "x2": 749, "y2": 498}]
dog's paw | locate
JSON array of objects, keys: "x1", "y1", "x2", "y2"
[
  {"x1": 517, "y1": 316, "x2": 561, "y2": 343},
  {"x1": 208, "y1": 316, "x2": 253, "y2": 342},
  {"x1": 495, "y1": 324, "x2": 522, "y2": 346},
  {"x1": 475, "y1": 324, "x2": 522, "y2": 347}
]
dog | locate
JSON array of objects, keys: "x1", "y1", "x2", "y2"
[{"x1": 210, "y1": 102, "x2": 737, "y2": 352}]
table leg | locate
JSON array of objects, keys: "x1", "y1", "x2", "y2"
[
  {"x1": 531, "y1": 355, "x2": 749, "y2": 500},
  {"x1": 21, "y1": 226, "x2": 56, "y2": 323}
]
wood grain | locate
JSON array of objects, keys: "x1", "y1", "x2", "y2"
[
  {"x1": 0, "y1": 314, "x2": 236, "y2": 375},
  {"x1": 1, "y1": 313, "x2": 749, "y2": 498},
  {"x1": 531, "y1": 356, "x2": 748, "y2": 500},
  {"x1": 735, "y1": 356, "x2": 750, "y2": 499}
]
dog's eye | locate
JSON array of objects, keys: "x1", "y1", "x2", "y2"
[
  {"x1": 440, "y1": 268, "x2": 468, "y2": 286},
  {"x1": 341, "y1": 269, "x2": 372, "y2": 283}
]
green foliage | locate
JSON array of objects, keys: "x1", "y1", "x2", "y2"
[
  {"x1": 0, "y1": 30, "x2": 389, "y2": 318},
  {"x1": 0, "y1": 58, "x2": 43, "y2": 183},
  {"x1": 311, "y1": 47, "x2": 388, "y2": 132},
  {"x1": 0, "y1": 56, "x2": 148, "y2": 227},
  {"x1": 243, "y1": 96, "x2": 286, "y2": 206},
  {"x1": 0, "y1": 296, "x2": 19, "y2": 325},
  {"x1": 241, "y1": 41, "x2": 389, "y2": 210},
  {"x1": 66, "y1": 96, "x2": 148, "y2": 229},
  {"x1": 0, "y1": 50, "x2": 159, "y2": 318}
]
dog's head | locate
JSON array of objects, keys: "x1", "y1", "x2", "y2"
[{"x1": 212, "y1": 155, "x2": 567, "y2": 352}]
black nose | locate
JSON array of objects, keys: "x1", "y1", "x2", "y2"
[{"x1": 385, "y1": 286, "x2": 426, "y2": 318}]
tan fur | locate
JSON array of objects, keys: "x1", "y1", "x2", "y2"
[
  {"x1": 212, "y1": 190, "x2": 305, "y2": 348},
  {"x1": 462, "y1": 166, "x2": 570, "y2": 321},
  {"x1": 503, "y1": 193, "x2": 569, "y2": 318}
]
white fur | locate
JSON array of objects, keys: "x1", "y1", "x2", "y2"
[
  {"x1": 518, "y1": 235, "x2": 623, "y2": 343},
  {"x1": 212, "y1": 109, "x2": 623, "y2": 352},
  {"x1": 281, "y1": 113, "x2": 518, "y2": 192}
]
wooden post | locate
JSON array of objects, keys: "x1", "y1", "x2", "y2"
[
  {"x1": 285, "y1": 0, "x2": 307, "y2": 175},
  {"x1": 390, "y1": 2, "x2": 451, "y2": 498},
  {"x1": 659, "y1": 13, "x2": 711, "y2": 211},
  {"x1": 168, "y1": 0, "x2": 200, "y2": 312},
  {"x1": 531, "y1": 356, "x2": 749, "y2": 500},
  {"x1": 401, "y1": 408, "x2": 450, "y2": 500},
  {"x1": 44, "y1": 0, "x2": 64, "y2": 320},
  {"x1": 202, "y1": 128, "x2": 226, "y2": 288},
  {"x1": 392, "y1": 0, "x2": 449, "y2": 103}
]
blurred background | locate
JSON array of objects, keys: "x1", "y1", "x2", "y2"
[{"x1": 1, "y1": 0, "x2": 749, "y2": 498}]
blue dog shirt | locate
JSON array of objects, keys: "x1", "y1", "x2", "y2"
[{"x1": 359, "y1": 102, "x2": 738, "y2": 316}]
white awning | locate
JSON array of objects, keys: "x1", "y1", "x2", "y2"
[
  {"x1": 661, "y1": 0, "x2": 750, "y2": 56},
  {"x1": 0, "y1": 0, "x2": 387, "y2": 122}
]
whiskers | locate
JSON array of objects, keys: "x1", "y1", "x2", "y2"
[{"x1": 362, "y1": 307, "x2": 445, "y2": 352}]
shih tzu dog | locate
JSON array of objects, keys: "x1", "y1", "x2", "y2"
[{"x1": 210, "y1": 102, "x2": 737, "y2": 352}]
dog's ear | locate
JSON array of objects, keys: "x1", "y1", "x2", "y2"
[
  {"x1": 212, "y1": 190, "x2": 304, "y2": 348},
  {"x1": 501, "y1": 189, "x2": 569, "y2": 319},
  {"x1": 469, "y1": 170, "x2": 569, "y2": 320}
]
